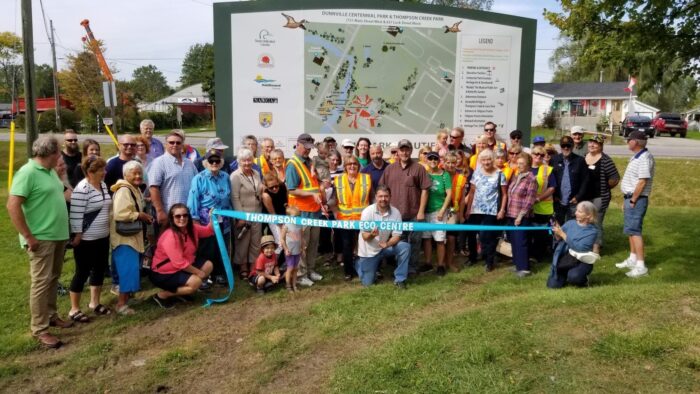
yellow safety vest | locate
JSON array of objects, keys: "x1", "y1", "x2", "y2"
[
  {"x1": 288, "y1": 154, "x2": 321, "y2": 212},
  {"x1": 533, "y1": 164, "x2": 554, "y2": 215},
  {"x1": 334, "y1": 173, "x2": 371, "y2": 220},
  {"x1": 255, "y1": 155, "x2": 271, "y2": 176}
]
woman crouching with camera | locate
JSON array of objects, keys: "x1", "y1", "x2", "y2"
[
  {"x1": 547, "y1": 201, "x2": 600, "y2": 288},
  {"x1": 149, "y1": 204, "x2": 214, "y2": 309}
]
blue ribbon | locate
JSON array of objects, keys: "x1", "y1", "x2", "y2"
[{"x1": 203, "y1": 209, "x2": 551, "y2": 306}]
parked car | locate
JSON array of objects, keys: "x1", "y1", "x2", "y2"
[
  {"x1": 652, "y1": 112, "x2": 688, "y2": 138},
  {"x1": 620, "y1": 116, "x2": 654, "y2": 138}
]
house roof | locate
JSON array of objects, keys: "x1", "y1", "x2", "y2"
[{"x1": 533, "y1": 82, "x2": 634, "y2": 99}]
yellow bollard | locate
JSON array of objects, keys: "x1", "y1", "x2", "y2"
[
  {"x1": 103, "y1": 124, "x2": 119, "y2": 148},
  {"x1": 7, "y1": 121, "x2": 15, "y2": 189}
]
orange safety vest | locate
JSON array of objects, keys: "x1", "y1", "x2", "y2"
[
  {"x1": 533, "y1": 164, "x2": 554, "y2": 215},
  {"x1": 334, "y1": 173, "x2": 371, "y2": 220},
  {"x1": 450, "y1": 172, "x2": 467, "y2": 211},
  {"x1": 288, "y1": 154, "x2": 321, "y2": 212},
  {"x1": 255, "y1": 155, "x2": 271, "y2": 176}
]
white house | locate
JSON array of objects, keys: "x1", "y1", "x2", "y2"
[
  {"x1": 531, "y1": 82, "x2": 660, "y2": 131},
  {"x1": 137, "y1": 83, "x2": 211, "y2": 113}
]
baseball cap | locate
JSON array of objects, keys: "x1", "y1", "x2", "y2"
[
  {"x1": 341, "y1": 138, "x2": 355, "y2": 148},
  {"x1": 260, "y1": 235, "x2": 277, "y2": 249},
  {"x1": 588, "y1": 134, "x2": 606, "y2": 144},
  {"x1": 204, "y1": 149, "x2": 222, "y2": 160},
  {"x1": 532, "y1": 136, "x2": 546, "y2": 144},
  {"x1": 570, "y1": 125, "x2": 585, "y2": 135},
  {"x1": 297, "y1": 133, "x2": 315, "y2": 149},
  {"x1": 397, "y1": 139, "x2": 412, "y2": 149},
  {"x1": 205, "y1": 137, "x2": 228, "y2": 151},
  {"x1": 425, "y1": 151, "x2": 440, "y2": 161},
  {"x1": 323, "y1": 136, "x2": 336, "y2": 143},
  {"x1": 626, "y1": 130, "x2": 648, "y2": 141}
]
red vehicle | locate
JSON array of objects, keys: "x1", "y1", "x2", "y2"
[{"x1": 652, "y1": 112, "x2": 688, "y2": 138}]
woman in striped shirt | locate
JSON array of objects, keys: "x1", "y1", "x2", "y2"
[
  {"x1": 584, "y1": 135, "x2": 620, "y2": 247},
  {"x1": 68, "y1": 156, "x2": 112, "y2": 321}
]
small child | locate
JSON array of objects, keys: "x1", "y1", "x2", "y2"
[
  {"x1": 280, "y1": 205, "x2": 303, "y2": 292},
  {"x1": 249, "y1": 235, "x2": 281, "y2": 294},
  {"x1": 434, "y1": 128, "x2": 450, "y2": 158}
]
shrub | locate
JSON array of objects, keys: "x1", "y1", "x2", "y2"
[
  {"x1": 542, "y1": 111, "x2": 556, "y2": 129},
  {"x1": 37, "y1": 109, "x2": 77, "y2": 133},
  {"x1": 140, "y1": 110, "x2": 177, "y2": 130}
]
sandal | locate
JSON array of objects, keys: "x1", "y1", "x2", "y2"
[
  {"x1": 116, "y1": 305, "x2": 136, "y2": 316},
  {"x1": 69, "y1": 310, "x2": 90, "y2": 323},
  {"x1": 91, "y1": 304, "x2": 112, "y2": 316},
  {"x1": 239, "y1": 271, "x2": 249, "y2": 280}
]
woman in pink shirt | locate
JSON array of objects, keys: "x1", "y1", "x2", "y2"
[{"x1": 149, "y1": 203, "x2": 214, "y2": 308}]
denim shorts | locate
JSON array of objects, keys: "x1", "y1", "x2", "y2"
[{"x1": 623, "y1": 197, "x2": 648, "y2": 236}]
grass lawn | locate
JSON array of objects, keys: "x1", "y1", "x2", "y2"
[{"x1": 0, "y1": 140, "x2": 699, "y2": 392}]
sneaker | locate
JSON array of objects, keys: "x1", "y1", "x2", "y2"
[
  {"x1": 394, "y1": 281, "x2": 407, "y2": 290},
  {"x1": 297, "y1": 277, "x2": 314, "y2": 287},
  {"x1": 615, "y1": 257, "x2": 636, "y2": 269},
  {"x1": 626, "y1": 266, "x2": 649, "y2": 278},
  {"x1": 199, "y1": 279, "x2": 212, "y2": 291},
  {"x1": 152, "y1": 294, "x2": 175, "y2": 309},
  {"x1": 514, "y1": 270, "x2": 532, "y2": 278},
  {"x1": 436, "y1": 266, "x2": 446, "y2": 276},
  {"x1": 110, "y1": 285, "x2": 120, "y2": 296},
  {"x1": 309, "y1": 271, "x2": 323, "y2": 281},
  {"x1": 418, "y1": 264, "x2": 434, "y2": 274}
]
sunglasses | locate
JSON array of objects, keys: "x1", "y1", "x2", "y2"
[
  {"x1": 267, "y1": 184, "x2": 280, "y2": 190},
  {"x1": 427, "y1": 157, "x2": 439, "y2": 162},
  {"x1": 511, "y1": 136, "x2": 521, "y2": 140},
  {"x1": 122, "y1": 143, "x2": 136, "y2": 147},
  {"x1": 65, "y1": 139, "x2": 78, "y2": 142},
  {"x1": 167, "y1": 140, "x2": 183, "y2": 145},
  {"x1": 207, "y1": 158, "x2": 222, "y2": 164},
  {"x1": 560, "y1": 144, "x2": 573, "y2": 149},
  {"x1": 484, "y1": 128, "x2": 495, "y2": 132},
  {"x1": 173, "y1": 214, "x2": 188, "y2": 219},
  {"x1": 136, "y1": 143, "x2": 146, "y2": 148},
  {"x1": 508, "y1": 151, "x2": 520, "y2": 155},
  {"x1": 346, "y1": 162, "x2": 359, "y2": 167},
  {"x1": 533, "y1": 153, "x2": 545, "y2": 157},
  {"x1": 449, "y1": 135, "x2": 461, "y2": 139},
  {"x1": 390, "y1": 150, "x2": 398, "y2": 154}
]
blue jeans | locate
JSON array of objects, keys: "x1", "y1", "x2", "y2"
[
  {"x1": 507, "y1": 218, "x2": 531, "y2": 271},
  {"x1": 623, "y1": 197, "x2": 648, "y2": 236},
  {"x1": 355, "y1": 241, "x2": 411, "y2": 286}
]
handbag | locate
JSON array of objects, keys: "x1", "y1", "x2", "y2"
[
  {"x1": 446, "y1": 209, "x2": 457, "y2": 225},
  {"x1": 557, "y1": 252, "x2": 580, "y2": 270},
  {"x1": 496, "y1": 238, "x2": 512, "y2": 257},
  {"x1": 115, "y1": 187, "x2": 144, "y2": 236}
]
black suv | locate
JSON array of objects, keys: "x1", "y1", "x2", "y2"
[{"x1": 620, "y1": 115, "x2": 654, "y2": 138}]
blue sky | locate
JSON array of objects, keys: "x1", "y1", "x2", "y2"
[{"x1": 0, "y1": 0, "x2": 562, "y2": 86}]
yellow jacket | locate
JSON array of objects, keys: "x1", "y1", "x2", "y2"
[{"x1": 110, "y1": 179, "x2": 146, "y2": 253}]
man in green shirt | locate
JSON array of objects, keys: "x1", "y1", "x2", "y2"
[{"x1": 7, "y1": 135, "x2": 72, "y2": 349}]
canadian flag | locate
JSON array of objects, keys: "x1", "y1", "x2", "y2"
[{"x1": 625, "y1": 77, "x2": 637, "y2": 92}]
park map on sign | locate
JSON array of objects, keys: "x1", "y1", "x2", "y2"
[{"x1": 304, "y1": 23, "x2": 457, "y2": 135}]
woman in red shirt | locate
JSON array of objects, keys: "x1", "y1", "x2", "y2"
[{"x1": 150, "y1": 203, "x2": 214, "y2": 308}]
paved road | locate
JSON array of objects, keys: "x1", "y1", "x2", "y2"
[{"x1": 2, "y1": 131, "x2": 699, "y2": 158}]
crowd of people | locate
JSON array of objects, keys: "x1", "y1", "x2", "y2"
[{"x1": 7, "y1": 119, "x2": 655, "y2": 349}]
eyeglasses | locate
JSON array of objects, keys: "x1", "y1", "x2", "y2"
[
  {"x1": 484, "y1": 128, "x2": 495, "y2": 132},
  {"x1": 427, "y1": 157, "x2": 439, "y2": 162},
  {"x1": 136, "y1": 143, "x2": 146, "y2": 148},
  {"x1": 267, "y1": 184, "x2": 280, "y2": 190},
  {"x1": 508, "y1": 151, "x2": 520, "y2": 155},
  {"x1": 207, "y1": 158, "x2": 222, "y2": 164},
  {"x1": 560, "y1": 144, "x2": 573, "y2": 149},
  {"x1": 65, "y1": 139, "x2": 78, "y2": 142},
  {"x1": 511, "y1": 136, "x2": 521, "y2": 140},
  {"x1": 346, "y1": 163, "x2": 359, "y2": 167},
  {"x1": 449, "y1": 135, "x2": 461, "y2": 139},
  {"x1": 421, "y1": 152, "x2": 428, "y2": 155},
  {"x1": 390, "y1": 150, "x2": 398, "y2": 154},
  {"x1": 173, "y1": 214, "x2": 188, "y2": 219},
  {"x1": 122, "y1": 143, "x2": 136, "y2": 147},
  {"x1": 167, "y1": 140, "x2": 183, "y2": 145},
  {"x1": 533, "y1": 153, "x2": 545, "y2": 157}
]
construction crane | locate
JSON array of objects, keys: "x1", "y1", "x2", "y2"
[{"x1": 80, "y1": 19, "x2": 118, "y2": 144}]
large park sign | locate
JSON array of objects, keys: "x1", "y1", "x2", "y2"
[{"x1": 214, "y1": 0, "x2": 536, "y2": 153}]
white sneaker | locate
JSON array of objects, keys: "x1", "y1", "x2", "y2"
[
  {"x1": 615, "y1": 258, "x2": 636, "y2": 269},
  {"x1": 309, "y1": 272, "x2": 324, "y2": 281},
  {"x1": 626, "y1": 266, "x2": 649, "y2": 278},
  {"x1": 297, "y1": 277, "x2": 314, "y2": 287}
]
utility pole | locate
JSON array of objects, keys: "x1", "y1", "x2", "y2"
[
  {"x1": 50, "y1": 19, "x2": 62, "y2": 132},
  {"x1": 21, "y1": 0, "x2": 37, "y2": 157}
]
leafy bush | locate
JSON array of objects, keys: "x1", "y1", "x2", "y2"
[
  {"x1": 140, "y1": 110, "x2": 177, "y2": 130},
  {"x1": 37, "y1": 109, "x2": 77, "y2": 133},
  {"x1": 542, "y1": 111, "x2": 556, "y2": 129}
]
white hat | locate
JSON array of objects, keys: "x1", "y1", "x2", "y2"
[
  {"x1": 570, "y1": 125, "x2": 585, "y2": 135},
  {"x1": 569, "y1": 249, "x2": 600, "y2": 265},
  {"x1": 341, "y1": 138, "x2": 355, "y2": 148}
]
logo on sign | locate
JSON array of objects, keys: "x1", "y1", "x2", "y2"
[
  {"x1": 259, "y1": 112, "x2": 273, "y2": 128},
  {"x1": 255, "y1": 29, "x2": 276, "y2": 46},
  {"x1": 253, "y1": 97, "x2": 278, "y2": 103},
  {"x1": 254, "y1": 75, "x2": 281, "y2": 89},
  {"x1": 258, "y1": 53, "x2": 274, "y2": 68}
]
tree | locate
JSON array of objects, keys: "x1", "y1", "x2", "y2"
[
  {"x1": 180, "y1": 43, "x2": 214, "y2": 100},
  {"x1": 57, "y1": 49, "x2": 107, "y2": 128},
  {"x1": 129, "y1": 64, "x2": 171, "y2": 102},
  {"x1": 34, "y1": 64, "x2": 55, "y2": 98},
  {"x1": 0, "y1": 32, "x2": 23, "y2": 103},
  {"x1": 544, "y1": 1, "x2": 700, "y2": 82}
]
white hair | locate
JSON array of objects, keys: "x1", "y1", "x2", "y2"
[
  {"x1": 122, "y1": 160, "x2": 144, "y2": 177},
  {"x1": 237, "y1": 148, "x2": 254, "y2": 161}
]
